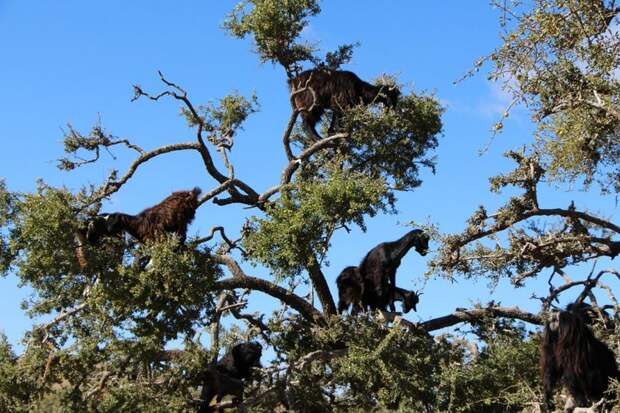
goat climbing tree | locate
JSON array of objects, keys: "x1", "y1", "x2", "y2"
[{"x1": 1, "y1": 0, "x2": 619, "y2": 412}]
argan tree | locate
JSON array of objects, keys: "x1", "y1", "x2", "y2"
[
  {"x1": 1, "y1": 1, "x2": 619, "y2": 412},
  {"x1": 433, "y1": 0, "x2": 620, "y2": 411},
  {"x1": 0, "y1": 1, "x2": 446, "y2": 411}
]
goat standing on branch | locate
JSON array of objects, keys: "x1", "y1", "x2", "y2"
[
  {"x1": 540, "y1": 304, "x2": 619, "y2": 412},
  {"x1": 336, "y1": 266, "x2": 365, "y2": 315},
  {"x1": 75, "y1": 187, "x2": 201, "y2": 267},
  {"x1": 288, "y1": 69, "x2": 400, "y2": 141},
  {"x1": 359, "y1": 229, "x2": 429, "y2": 312}
]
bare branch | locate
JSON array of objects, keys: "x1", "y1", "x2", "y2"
[
  {"x1": 87, "y1": 142, "x2": 200, "y2": 207},
  {"x1": 419, "y1": 305, "x2": 543, "y2": 332},
  {"x1": 282, "y1": 111, "x2": 299, "y2": 161},
  {"x1": 212, "y1": 275, "x2": 324, "y2": 324}
]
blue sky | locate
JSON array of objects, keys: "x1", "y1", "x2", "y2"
[{"x1": 1, "y1": 1, "x2": 618, "y2": 349}]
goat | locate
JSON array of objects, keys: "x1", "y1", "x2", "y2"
[
  {"x1": 337, "y1": 266, "x2": 420, "y2": 315},
  {"x1": 198, "y1": 342, "x2": 262, "y2": 413},
  {"x1": 540, "y1": 304, "x2": 619, "y2": 412},
  {"x1": 288, "y1": 69, "x2": 400, "y2": 140},
  {"x1": 359, "y1": 229, "x2": 429, "y2": 312},
  {"x1": 75, "y1": 187, "x2": 201, "y2": 269},
  {"x1": 393, "y1": 287, "x2": 420, "y2": 314},
  {"x1": 336, "y1": 266, "x2": 365, "y2": 315}
]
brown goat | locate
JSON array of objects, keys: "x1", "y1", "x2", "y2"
[
  {"x1": 540, "y1": 304, "x2": 619, "y2": 411},
  {"x1": 288, "y1": 69, "x2": 400, "y2": 140},
  {"x1": 76, "y1": 188, "x2": 201, "y2": 268}
]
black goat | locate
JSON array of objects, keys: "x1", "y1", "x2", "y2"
[
  {"x1": 336, "y1": 266, "x2": 365, "y2": 315},
  {"x1": 394, "y1": 287, "x2": 420, "y2": 314},
  {"x1": 198, "y1": 342, "x2": 262, "y2": 413},
  {"x1": 359, "y1": 229, "x2": 429, "y2": 312},
  {"x1": 540, "y1": 304, "x2": 619, "y2": 411},
  {"x1": 337, "y1": 266, "x2": 420, "y2": 315},
  {"x1": 288, "y1": 69, "x2": 400, "y2": 140}
]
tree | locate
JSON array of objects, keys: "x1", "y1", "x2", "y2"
[
  {"x1": 0, "y1": 1, "x2": 618, "y2": 412},
  {"x1": 433, "y1": 0, "x2": 620, "y2": 410}
]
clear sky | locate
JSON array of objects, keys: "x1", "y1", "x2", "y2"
[{"x1": 1, "y1": 1, "x2": 618, "y2": 350}]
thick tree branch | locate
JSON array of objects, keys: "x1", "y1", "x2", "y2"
[
  {"x1": 212, "y1": 276, "x2": 324, "y2": 323},
  {"x1": 307, "y1": 260, "x2": 337, "y2": 316},
  {"x1": 419, "y1": 305, "x2": 542, "y2": 331}
]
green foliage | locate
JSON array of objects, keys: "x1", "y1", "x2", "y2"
[
  {"x1": 430, "y1": 149, "x2": 615, "y2": 285},
  {"x1": 0, "y1": 184, "x2": 221, "y2": 411},
  {"x1": 343, "y1": 91, "x2": 444, "y2": 190},
  {"x1": 262, "y1": 315, "x2": 451, "y2": 412},
  {"x1": 322, "y1": 43, "x2": 360, "y2": 71},
  {"x1": 325, "y1": 319, "x2": 446, "y2": 411},
  {"x1": 436, "y1": 327, "x2": 540, "y2": 413},
  {"x1": 98, "y1": 239, "x2": 222, "y2": 342},
  {"x1": 224, "y1": 0, "x2": 321, "y2": 74},
  {"x1": 3, "y1": 180, "x2": 222, "y2": 344},
  {"x1": 243, "y1": 168, "x2": 391, "y2": 278},
  {"x1": 8, "y1": 183, "x2": 99, "y2": 314},
  {"x1": 484, "y1": 0, "x2": 620, "y2": 190},
  {"x1": 0, "y1": 179, "x2": 18, "y2": 274},
  {"x1": 0, "y1": 334, "x2": 36, "y2": 413},
  {"x1": 181, "y1": 91, "x2": 259, "y2": 137}
]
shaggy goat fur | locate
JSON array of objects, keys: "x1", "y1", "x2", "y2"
[
  {"x1": 337, "y1": 266, "x2": 420, "y2": 315},
  {"x1": 86, "y1": 187, "x2": 201, "y2": 245},
  {"x1": 540, "y1": 304, "x2": 619, "y2": 411},
  {"x1": 75, "y1": 188, "x2": 201, "y2": 269},
  {"x1": 288, "y1": 68, "x2": 400, "y2": 140},
  {"x1": 198, "y1": 342, "x2": 262, "y2": 413},
  {"x1": 359, "y1": 229, "x2": 429, "y2": 312}
]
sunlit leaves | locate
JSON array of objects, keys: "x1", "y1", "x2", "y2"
[
  {"x1": 99, "y1": 239, "x2": 222, "y2": 342},
  {"x1": 436, "y1": 327, "x2": 540, "y2": 413},
  {"x1": 224, "y1": 0, "x2": 321, "y2": 75},
  {"x1": 485, "y1": 0, "x2": 620, "y2": 190},
  {"x1": 181, "y1": 91, "x2": 259, "y2": 140},
  {"x1": 343, "y1": 91, "x2": 444, "y2": 190},
  {"x1": 243, "y1": 168, "x2": 390, "y2": 278}
]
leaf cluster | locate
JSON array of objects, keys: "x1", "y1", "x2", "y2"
[
  {"x1": 342, "y1": 91, "x2": 443, "y2": 190},
  {"x1": 224, "y1": 0, "x2": 321, "y2": 75},
  {"x1": 485, "y1": 0, "x2": 620, "y2": 190},
  {"x1": 243, "y1": 167, "x2": 391, "y2": 279}
]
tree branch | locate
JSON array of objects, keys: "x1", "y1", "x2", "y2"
[
  {"x1": 419, "y1": 305, "x2": 542, "y2": 331},
  {"x1": 307, "y1": 260, "x2": 337, "y2": 316},
  {"x1": 212, "y1": 276, "x2": 324, "y2": 324},
  {"x1": 259, "y1": 133, "x2": 348, "y2": 203},
  {"x1": 88, "y1": 142, "x2": 200, "y2": 206}
]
